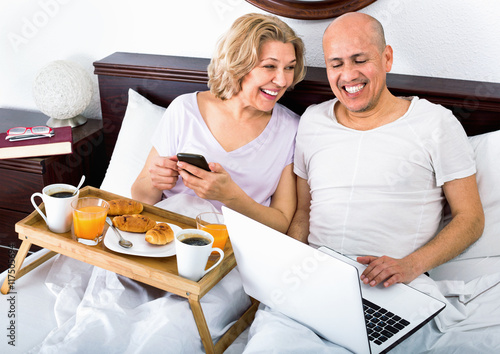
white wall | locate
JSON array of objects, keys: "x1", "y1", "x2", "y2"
[{"x1": 1, "y1": 0, "x2": 499, "y2": 119}]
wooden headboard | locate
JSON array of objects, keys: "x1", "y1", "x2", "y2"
[{"x1": 94, "y1": 52, "x2": 500, "y2": 168}]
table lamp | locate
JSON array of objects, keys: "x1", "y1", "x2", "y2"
[{"x1": 33, "y1": 60, "x2": 93, "y2": 128}]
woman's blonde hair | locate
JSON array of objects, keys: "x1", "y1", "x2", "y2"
[{"x1": 208, "y1": 13, "x2": 306, "y2": 100}]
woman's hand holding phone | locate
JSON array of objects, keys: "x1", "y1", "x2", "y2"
[
  {"x1": 176, "y1": 153, "x2": 210, "y2": 172},
  {"x1": 177, "y1": 154, "x2": 240, "y2": 204},
  {"x1": 176, "y1": 153, "x2": 212, "y2": 180},
  {"x1": 148, "y1": 155, "x2": 180, "y2": 191}
]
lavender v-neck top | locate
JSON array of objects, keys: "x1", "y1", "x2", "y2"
[{"x1": 152, "y1": 92, "x2": 299, "y2": 211}]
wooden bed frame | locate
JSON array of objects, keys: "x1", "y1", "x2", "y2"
[{"x1": 93, "y1": 52, "x2": 500, "y2": 172}]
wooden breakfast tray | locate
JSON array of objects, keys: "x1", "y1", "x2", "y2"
[{"x1": 1, "y1": 186, "x2": 258, "y2": 354}]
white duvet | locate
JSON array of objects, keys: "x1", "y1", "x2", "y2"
[
  {"x1": 1, "y1": 252, "x2": 499, "y2": 353},
  {"x1": 27, "y1": 255, "x2": 250, "y2": 353},
  {"x1": 15, "y1": 255, "x2": 498, "y2": 354}
]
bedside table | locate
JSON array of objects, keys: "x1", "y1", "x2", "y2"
[{"x1": 0, "y1": 108, "x2": 107, "y2": 271}]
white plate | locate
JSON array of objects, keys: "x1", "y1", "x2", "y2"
[{"x1": 103, "y1": 222, "x2": 182, "y2": 257}]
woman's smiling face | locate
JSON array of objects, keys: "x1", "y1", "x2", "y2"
[{"x1": 237, "y1": 40, "x2": 297, "y2": 113}]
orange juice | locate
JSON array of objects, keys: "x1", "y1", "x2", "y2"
[
  {"x1": 73, "y1": 205, "x2": 108, "y2": 240},
  {"x1": 198, "y1": 223, "x2": 228, "y2": 250}
]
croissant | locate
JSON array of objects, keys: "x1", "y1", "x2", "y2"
[
  {"x1": 112, "y1": 214, "x2": 156, "y2": 233},
  {"x1": 107, "y1": 199, "x2": 144, "y2": 216},
  {"x1": 145, "y1": 223, "x2": 174, "y2": 245}
]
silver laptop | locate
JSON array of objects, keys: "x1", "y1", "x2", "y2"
[{"x1": 222, "y1": 207, "x2": 445, "y2": 354}]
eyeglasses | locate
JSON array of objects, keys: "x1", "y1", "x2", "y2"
[{"x1": 6, "y1": 126, "x2": 54, "y2": 141}]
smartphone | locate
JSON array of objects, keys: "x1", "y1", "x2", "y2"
[{"x1": 176, "y1": 153, "x2": 210, "y2": 172}]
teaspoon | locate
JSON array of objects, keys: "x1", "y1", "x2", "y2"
[
  {"x1": 106, "y1": 217, "x2": 133, "y2": 248},
  {"x1": 72, "y1": 175, "x2": 86, "y2": 195}
]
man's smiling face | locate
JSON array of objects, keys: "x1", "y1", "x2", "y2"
[{"x1": 323, "y1": 15, "x2": 393, "y2": 114}]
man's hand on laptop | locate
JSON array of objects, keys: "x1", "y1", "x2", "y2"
[{"x1": 356, "y1": 255, "x2": 420, "y2": 288}]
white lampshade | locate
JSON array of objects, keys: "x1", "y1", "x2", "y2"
[{"x1": 33, "y1": 60, "x2": 93, "y2": 128}]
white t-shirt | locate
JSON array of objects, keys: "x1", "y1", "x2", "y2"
[
  {"x1": 294, "y1": 97, "x2": 476, "y2": 258},
  {"x1": 152, "y1": 92, "x2": 299, "y2": 211}
]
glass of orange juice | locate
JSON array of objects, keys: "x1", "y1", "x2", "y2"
[
  {"x1": 196, "y1": 212, "x2": 228, "y2": 253},
  {"x1": 71, "y1": 197, "x2": 109, "y2": 246}
]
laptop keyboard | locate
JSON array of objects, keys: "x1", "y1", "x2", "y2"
[{"x1": 363, "y1": 299, "x2": 411, "y2": 346}]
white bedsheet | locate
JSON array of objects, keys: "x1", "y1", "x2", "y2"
[
  {"x1": 2, "y1": 252, "x2": 500, "y2": 353},
  {"x1": 0, "y1": 249, "x2": 58, "y2": 353},
  {"x1": 0, "y1": 250, "x2": 251, "y2": 354},
  {"x1": 27, "y1": 255, "x2": 250, "y2": 353}
]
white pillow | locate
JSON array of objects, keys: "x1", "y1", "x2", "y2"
[
  {"x1": 100, "y1": 89, "x2": 166, "y2": 198},
  {"x1": 451, "y1": 129, "x2": 500, "y2": 260}
]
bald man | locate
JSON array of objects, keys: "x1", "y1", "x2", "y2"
[
  {"x1": 243, "y1": 13, "x2": 484, "y2": 352},
  {"x1": 288, "y1": 12, "x2": 483, "y2": 288}
]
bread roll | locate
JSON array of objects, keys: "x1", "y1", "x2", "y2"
[
  {"x1": 112, "y1": 214, "x2": 156, "y2": 233},
  {"x1": 145, "y1": 223, "x2": 174, "y2": 245},
  {"x1": 108, "y1": 199, "x2": 144, "y2": 216}
]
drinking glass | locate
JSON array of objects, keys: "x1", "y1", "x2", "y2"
[
  {"x1": 196, "y1": 212, "x2": 229, "y2": 251},
  {"x1": 72, "y1": 197, "x2": 109, "y2": 245}
]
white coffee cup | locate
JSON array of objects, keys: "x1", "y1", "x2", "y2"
[
  {"x1": 175, "y1": 229, "x2": 224, "y2": 282},
  {"x1": 30, "y1": 183, "x2": 79, "y2": 233}
]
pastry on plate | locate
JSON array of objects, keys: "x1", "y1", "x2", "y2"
[
  {"x1": 145, "y1": 223, "x2": 174, "y2": 245},
  {"x1": 112, "y1": 214, "x2": 155, "y2": 233}
]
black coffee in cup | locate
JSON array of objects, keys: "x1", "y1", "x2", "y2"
[
  {"x1": 49, "y1": 191, "x2": 74, "y2": 198},
  {"x1": 182, "y1": 236, "x2": 210, "y2": 246}
]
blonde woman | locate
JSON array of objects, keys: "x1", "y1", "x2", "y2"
[{"x1": 132, "y1": 13, "x2": 306, "y2": 232}]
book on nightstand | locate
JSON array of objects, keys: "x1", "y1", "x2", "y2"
[{"x1": 0, "y1": 126, "x2": 72, "y2": 159}]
